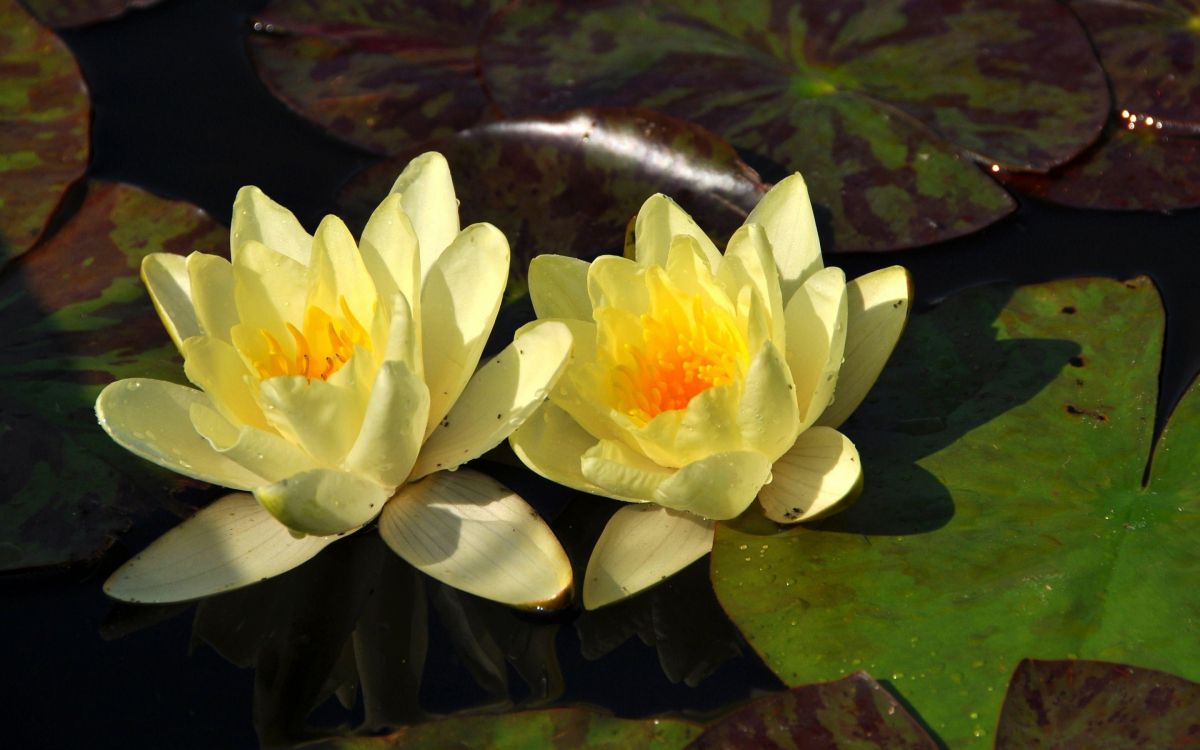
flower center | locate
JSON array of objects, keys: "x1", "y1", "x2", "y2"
[
  {"x1": 255, "y1": 297, "x2": 371, "y2": 381},
  {"x1": 607, "y1": 274, "x2": 747, "y2": 422}
]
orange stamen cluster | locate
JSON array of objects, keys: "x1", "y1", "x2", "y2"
[{"x1": 255, "y1": 298, "x2": 371, "y2": 381}]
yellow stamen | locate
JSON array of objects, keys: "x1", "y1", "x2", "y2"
[{"x1": 252, "y1": 296, "x2": 373, "y2": 381}]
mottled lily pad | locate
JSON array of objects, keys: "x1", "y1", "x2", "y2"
[
  {"x1": 685, "y1": 672, "x2": 936, "y2": 749},
  {"x1": 339, "y1": 108, "x2": 766, "y2": 292},
  {"x1": 995, "y1": 659, "x2": 1200, "y2": 749},
  {"x1": 0, "y1": 180, "x2": 227, "y2": 571},
  {"x1": 712, "y1": 277, "x2": 1200, "y2": 747},
  {"x1": 21, "y1": 0, "x2": 162, "y2": 28},
  {"x1": 0, "y1": 0, "x2": 89, "y2": 269},
  {"x1": 481, "y1": 0, "x2": 1110, "y2": 251},
  {"x1": 247, "y1": 0, "x2": 507, "y2": 154},
  {"x1": 303, "y1": 709, "x2": 703, "y2": 750}
]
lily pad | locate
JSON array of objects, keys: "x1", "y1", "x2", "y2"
[
  {"x1": 0, "y1": 180, "x2": 228, "y2": 571},
  {"x1": 247, "y1": 0, "x2": 506, "y2": 154},
  {"x1": 303, "y1": 709, "x2": 703, "y2": 749},
  {"x1": 21, "y1": 0, "x2": 162, "y2": 28},
  {"x1": 995, "y1": 659, "x2": 1200, "y2": 748},
  {"x1": 1000, "y1": 1, "x2": 1200, "y2": 210},
  {"x1": 480, "y1": 0, "x2": 1110, "y2": 251},
  {"x1": 338, "y1": 108, "x2": 767, "y2": 292},
  {"x1": 0, "y1": 0, "x2": 89, "y2": 269},
  {"x1": 712, "y1": 277, "x2": 1200, "y2": 747},
  {"x1": 684, "y1": 672, "x2": 937, "y2": 749}
]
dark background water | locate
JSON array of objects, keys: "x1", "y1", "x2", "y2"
[{"x1": 5, "y1": 0, "x2": 1200, "y2": 747}]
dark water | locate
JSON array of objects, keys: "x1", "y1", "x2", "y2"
[{"x1": 6, "y1": 0, "x2": 1200, "y2": 747}]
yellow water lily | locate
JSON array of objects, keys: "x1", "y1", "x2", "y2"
[
  {"x1": 97, "y1": 152, "x2": 573, "y2": 609},
  {"x1": 511, "y1": 174, "x2": 910, "y2": 609}
]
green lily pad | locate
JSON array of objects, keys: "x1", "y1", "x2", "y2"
[
  {"x1": 0, "y1": 180, "x2": 227, "y2": 571},
  {"x1": 0, "y1": 0, "x2": 89, "y2": 269},
  {"x1": 247, "y1": 0, "x2": 506, "y2": 154},
  {"x1": 1000, "y1": 1, "x2": 1200, "y2": 210},
  {"x1": 712, "y1": 276, "x2": 1200, "y2": 747},
  {"x1": 302, "y1": 709, "x2": 703, "y2": 749},
  {"x1": 480, "y1": 1, "x2": 1110, "y2": 251},
  {"x1": 995, "y1": 659, "x2": 1200, "y2": 748},
  {"x1": 684, "y1": 672, "x2": 937, "y2": 749},
  {"x1": 338, "y1": 108, "x2": 766, "y2": 293},
  {"x1": 21, "y1": 0, "x2": 162, "y2": 28}
]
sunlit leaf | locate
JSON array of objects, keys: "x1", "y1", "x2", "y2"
[
  {"x1": 481, "y1": 0, "x2": 1110, "y2": 251},
  {"x1": 0, "y1": 181, "x2": 227, "y2": 571},
  {"x1": 712, "y1": 277, "x2": 1200, "y2": 747},
  {"x1": 21, "y1": 0, "x2": 162, "y2": 28},
  {"x1": 0, "y1": 0, "x2": 89, "y2": 269}
]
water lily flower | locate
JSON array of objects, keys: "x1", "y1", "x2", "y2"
[
  {"x1": 511, "y1": 174, "x2": 910, "y2": 609},
  {"x1": 97, "y1": 152, "x2": 574, "y2": 609}
]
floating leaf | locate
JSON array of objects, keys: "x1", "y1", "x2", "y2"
[
  {"x1": 995, "y1": 659, "x2": 1200, "y2": 749},
  {"x1": 304, "y1": 708, "x2": 703, "y2": 750},
  {"x1": 712, "y1": 277, "x2": 1200, "y2": 747},
  {"x1": 0, "y1": 0, "x2": 89, "y2": 269},
  {"x1": 0, "y1": 180, "x2": 227, "y2": 571},
  {"x1": 339, "y1": 108, "x2": 766, "y2": 290},
  {"x1": 685, "y1": 672, "x2": 937, "y2": 749},
  {"x1": 22, "y1": 0, "x2": 162, "y2": 28},
  {"x1": 248, "y1": 0, "x2": 506, "y2": 154},
  {"x1": 481, "y1": 0, "x2": 1110, "y2": 251}
]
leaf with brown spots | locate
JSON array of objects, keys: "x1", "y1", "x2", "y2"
[
  {"x1": 21, "y1": 0, "x2": 163, "y2": 28},
  {"x1": 0, "y1": 180, "x2": 228, "y2": 571},
  {"x1": 0, "y1": 0, "x2": 89, "y2": 269}
]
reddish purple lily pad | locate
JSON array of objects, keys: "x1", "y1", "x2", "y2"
[
  {"x1": 21, "y1": 0, "x2": 162, "y2": 28},
  {"x1": 0, "y1": 0, "x2": 89, "y2": 269},
  {"x1": 480, "y1": 0, "x2": 1110, "y2": 251},
  {"x1": 247, "y1": 0, "x2": 507, "y2": 154},
  {"x1": 338, "y1": 108, "x2": 767, "y2": 293},
  {"x1": 1001, "y1": 1, "x2": 1200, "y2": 210},
  {"x1": 996, "y1": 659, "x2": 1200, "y2": 749},
  {"x1": 0, "y1": 180, "x2": 227, "y2": 571}
]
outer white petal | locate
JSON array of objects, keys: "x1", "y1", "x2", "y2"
[
  {"x1": 737, "y1": 341, "x2": 800, "y2": 462},
  {"x1": 379, "y1": 469, "x2": 572, "y2": 609},
  {"x1": 817, "y1": 265, "x2": 912, "y2": 428},
  {"x1": 411, "y1": 320, "x2": 572, "y2": 479},
  {"x1": 104, "y1": 493, "x2": 337, "y2": 604},
  {"x1": 189, "y1": 403, "x2": 318, "y2": 483},
  {"x1": 230, "y1": 185, "x2": 312, "y2": 265},
  {"x1": 759, "y1": 427, "x2": 862, "y2": 523},
  {"x1": 633, "y1": 194, "x2": 721, "y2": 270},
  {"x1": 528, "y1": 254, "x2": 593, "y2": 321},
  {"x1": 583, "y1": 504, "x2": 714, "y2": 610},
  {"x1": 187, "y1": 253, "x2": 238, "y2": 344},
  {"x1": 344, "y1": 361, "x2": 429, "y2": 487},
  {"x1": 509, "y1": 401, "x2": 605, "y2": 496},
  {"x1": 580, "y1": 439, "x2": 670, "y2": 501},
  {"x1": 652, "y1": 450, "x2": 773, "y2": 520},
  {"x1": 389, "y1": 152, "x2": 460, "y2": 280},
  {"x1": 419, "y1": 222, "x2": 509, "y2": 438},
  {"x1": 784, "y1": 266, "x2": 848, "y2": 431},
  {"x1": 95, "y1": 378, "x2": 265, "y2": 489},
  {"x1": 255, "y1": 468, "x2": 391, "y2": 536},
  {"x1": 141, "y1": 253, "x2": 200, "y2": 351},
  {"x1": 745, "y1": 172, "x2": 823, "y2": 300}
]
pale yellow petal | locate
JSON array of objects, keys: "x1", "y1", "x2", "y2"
[
  {"x1": 344, "y1": 361, "x2": 429, "y2": 487},
  {"x1": 759, "y1": 427, "x2": 862, "y2": 523},
  {"x1": 745, "y1": 173, "x2": 822, "y2": 300},
  {"x1": 582, "y1": 504, "x2": 714, "y2": 610},
  {"x1": 189, "y1": 403, "x2": 317, "y2": 482},
  {"x1": 510, "y1": 401, "x2": 604, "y2": 496},
  {"x1": 141, "y1": 253, "x2": 200, "y2": 351},
  {"x1": 549, "y1": 319, "x2": 627, "y2": 444},
  {"x1": 255, "y1": 467, "x2": 390, "y2": 536},
  {"x1": 187, "y1": 253, "x2": 238, "y2": 344},
  {"x1": 720, "y1": 223, "x2": 786, "y2": 346},
  {"x1": 306, "y1": 214, "x2": 378, "y2": 328},
  {"x1": 580, "y1": 439, "x2": 670, "y2": 500},
  {"x1": 587, "y1": 253, "x2": 648, "y2": 314},
  {"x1": 379, "y1": 469, "x2": 572, "y2": 609},
  {"x1": 230, "y1": 185, "x2": 312, "y2": 265},
  {"x1": 817, "y1": 266, "x2": 912, "y2": 428},
  {"x1": 633, "y1": 194, "x2": 721, "y2": 269},
  {"x1": 232, "y1": 239, "x2": 308, "y2": 337},
  {"x1": 180, "y1": 335, "x2": 269, "y2": 431},
  {"x1": 389, "y1": 152, "x2": 460, "y2": 280},
  {"x1": 628, "y1": 383, "x2": 743, "y2": 467},
  {"x1": 653, "y1": 450, "x2": 772, "y2": 520},
  {"x1": 528, "y1": 254, "x2": 593, "y2": 321},
  {"x1": 419, "y1": 222, "x2": 509, "y2": 437},
  {"x1": 359, "y1": 192, "x2": 420, "y2": 319},
  {"x1": 104, "y1": 492, "x2": 336, "y2": 604},
  {"x1": 412, "y1": 320, "x2": 572, "y2": 479},
  {"x1": 258, "y1": 374, "x2": 366, "y2": 466},
  {"x1": 737, "y1": 341, "x2": 800, "y2": 462},
  {"x1": 784, "y1": 266, "x2": 847, "y2": 430},
  {"x1": 95, "y1": 378, "x2": 265, "y2": 489}
]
